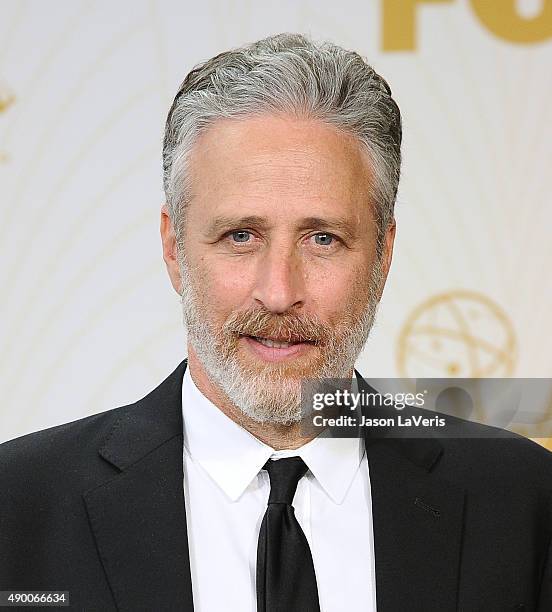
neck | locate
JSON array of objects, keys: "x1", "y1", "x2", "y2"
[{"x1": 186, "y1": 346, "x2": 354, "y2": 450}]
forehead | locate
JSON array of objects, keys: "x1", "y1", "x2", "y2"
[{"x1": 187, "y1": 114, "x2": 374, "y2": 208}]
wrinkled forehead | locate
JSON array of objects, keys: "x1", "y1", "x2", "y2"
[{"x1": 186, "y1": 114, "x2": 375, "y2": 213}]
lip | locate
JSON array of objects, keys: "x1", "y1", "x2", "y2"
[{"x1": 241, "y1": 335, "x2": 314, "y2": 362}]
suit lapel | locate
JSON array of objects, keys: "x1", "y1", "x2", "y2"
[
  {"x1": 83, "y1": 359, "x2": 194, "y2": 612},
  {"x1": 355, "y1": 371, "x2": 465, "y2": 611}
]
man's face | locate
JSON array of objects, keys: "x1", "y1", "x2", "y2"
[{"x1": 163, "y1": 114, "x2": 395, "y2": 424}]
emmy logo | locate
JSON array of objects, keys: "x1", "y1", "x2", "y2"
[{"x1": 397, "y1": 290, "x2": 517, "y2": 378}]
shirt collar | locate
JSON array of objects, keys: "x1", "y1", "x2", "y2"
[{"x1": 181, "y1": 364, "x2": 364, "y2": 504}]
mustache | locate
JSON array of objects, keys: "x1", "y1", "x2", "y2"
[{"x1": 222, "y1": 308, "x2": 332, "y2": 345}]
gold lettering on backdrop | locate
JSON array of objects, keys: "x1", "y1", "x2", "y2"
[
  {"x1": 382, "y1": 0, "x2": 552, "y2": 50},
  {"x1": 470, "y1": 0, "x2": 552, "y2": 44},
  {"x1": 382, "y1": 0, "x2": 454, "y2": 51}
]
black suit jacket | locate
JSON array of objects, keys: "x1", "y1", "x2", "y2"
[{"x1": 1, "y1": 358, "x2": 551, "y2": 611}]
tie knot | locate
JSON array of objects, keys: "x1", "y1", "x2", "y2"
[{"x1": 264, "y1": 456, "x2": 308, "y2": 505}]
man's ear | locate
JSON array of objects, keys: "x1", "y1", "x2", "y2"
[
  {"x1": 160, "y1": 204, "x2": 182, "y2": 294},
  {"x1": 377, "y1": 218, "x2": 396, "y2": 300},
  {"x1": 383, "y1": 218, "x2": 396, "y2": 278}
]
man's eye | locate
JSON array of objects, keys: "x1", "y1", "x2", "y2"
[
  {"x1": 229, "y1": 230, "x2": 252, "y2": 243},
  {"x1": 312, "y1": 232, "x2": 336, "y2": 246}
]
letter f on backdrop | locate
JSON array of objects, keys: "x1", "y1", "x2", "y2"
[{"x1": 382, "y1": 0, "x2": 453, "y2": 51}]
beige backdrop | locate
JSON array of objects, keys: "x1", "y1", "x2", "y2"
[{"x1": 1, "y1": 0, "x2": 551, "y2": 445}]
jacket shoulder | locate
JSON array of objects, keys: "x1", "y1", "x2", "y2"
[
  {"x1": 1, "y1": 405, "x2": 126, "y2": 464},
  {"x1": 431, "y1": 410, "x2": 552, "y2": 491},
  {"x1": 385, "y1": 398, "x2": 552, "y2": 490},
  {"x1": 0, "y1": 405, "x2": 135, "y2": 498},
  {"x1": 0, "y1": 358, "x2": 187, "y2": 490}
]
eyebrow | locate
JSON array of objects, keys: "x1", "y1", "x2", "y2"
[
  {"x1": 298, "y1": 216, "x2": 358, "y2": 241},
  {"x1": 205, "y1": 215, "x2": 269, "y2": 238},
  {"x1": 205, "y1": 214, "x2": 358, "y2": 241}
]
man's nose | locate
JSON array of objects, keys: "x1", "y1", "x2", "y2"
[{"x1": 251, "y1": 245, "x2": 305, "y2": 313}]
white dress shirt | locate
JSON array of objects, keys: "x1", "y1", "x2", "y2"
[{"x1": 181, "y1": 365, "x2": 377, "y2": 612}]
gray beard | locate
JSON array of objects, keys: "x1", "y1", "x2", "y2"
[{"x1": 178, "y1": 251, "x2": 384, "y2": 424}]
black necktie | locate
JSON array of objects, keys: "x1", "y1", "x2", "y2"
[{"x1": 256, "y1": 456, "x2": 321, "y2": 612}]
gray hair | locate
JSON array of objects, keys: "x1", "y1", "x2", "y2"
[{"x1": 162, "y1": 33, "x2": 402, "y2": 252}]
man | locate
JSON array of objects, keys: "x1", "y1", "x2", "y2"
[{"x1": 1, "y1": 33, "x2": 551, "y2": 612}]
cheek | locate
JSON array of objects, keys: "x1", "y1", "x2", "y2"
[
  {"x1": 304, "y1": 265, "x2": 355, "y2": 312},
  {"x1": 199, "y1": 263, "x2": 253, "y2": 311},
  {"x1": 306, "y1": 261, "x2": 371, "y2": 317}
]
